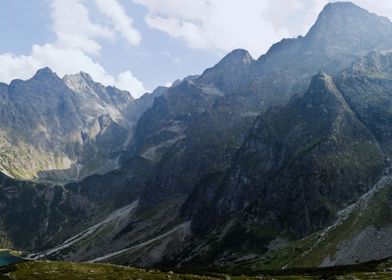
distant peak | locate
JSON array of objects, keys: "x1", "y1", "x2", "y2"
[
  {"x1": 218, "y1": 49, "x2": 254, "y2": 66},
  {"x1": 64, "y1": 72, "x2": 93, "y2": 82},
  {"x1": 315, "y1": 70, "x2": 329, "y2": 79},
  {"x1": 78, "y1": 71, "x2": 94, "y2": 81},
  {"x1": 309, "y1": 1, "x2": 386, "y2": 31},
  {"x1": 316, "y1": 2, "x2": 370, "y2": 21},
  {"x1": 311, "y1": 70, "x2": 334, "y2": 85},
  {"x1": 37, "y1": 67, "x2": 54, "y2": 74},
  {"x1": 322, "y1": 1, "x2": 362, "y2": 12},
  {"x1": 32, "y1": 67, "x2": 58, "y2": 80},
  {"x1": 304, "y1": 1, "x2": 392, "y2": 49},
  {"x1": 304, "y1": 70, "x2": 348, "y2": 107}
]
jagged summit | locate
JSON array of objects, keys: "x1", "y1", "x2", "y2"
[
  {"x1": 217, "y1": 49, "x2": 254, "y2": 66},
  {"x1": 312, "y1": 70, "x2": 334, "y2": 86},
  {"x1": 308, "y1": 70, "x2": 336, "y2": 91},
  {"x1": 311, "y1": 1, "x2": 377, "y2": 30},
  {"x1": 31, "y1": 67, "x2": 60, "y2": 81},
  {"x1": 323, "y1": 1, "x2": 367, "y2": 13},
  {"x1": 306, "y1": 1, "x2": 392, "y2": 45},
  {"x1": 63, "y1": 71, "x2": 96, "y2": 85},
  {"x1": 63, "y1": 72, "x2": 96, "y2": 93},
  {"x1": 74, "y1": 71, "x2": 94, "y2": 82},
  {"x1": 303, "y1": 70, "x2": 350, "y2": 110},
  {"x1": 197, "y1": 48, "x2": 254, "y2": 92}
]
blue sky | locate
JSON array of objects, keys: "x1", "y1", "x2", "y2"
[{"x1": 1, "y1": 0, "x2": 391, "y2": 98}]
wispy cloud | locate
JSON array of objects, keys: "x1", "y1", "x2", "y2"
[
  {"x1": 134, "y1": 0, "x2": 392, "y2": 58},
  {"x1": 0, "y1": 0, "x2": 146, "y2": 98},
  {"x1": 134, "y1": 0, "x2": 289, "y2": 57},
  {"x1": 95, "y1": 0, "x2": 141, "y2": 46},
  {"x1": 51, "y1": 0, "x2": 113, "y2": 55}
]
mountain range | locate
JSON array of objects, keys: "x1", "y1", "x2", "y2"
[
  {"x1": 1, "y1": 1, "x2": 392, "y2": 273},
  {"x1": 0, "y1": 69, "x2": 167, "y2": 182}
]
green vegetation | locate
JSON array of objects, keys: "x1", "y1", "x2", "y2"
[
  {"x1": 2, "y1": 259, "x2": 392, "y2": 280},
  {"x1": 236, "y1": 183, "x2": 392, "y2": 271},
  {"x1": 1, "y1": 261, "x2": 223, "y2": 280}
]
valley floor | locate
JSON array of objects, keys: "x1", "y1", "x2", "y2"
[{"x1": 2, "y1": 260, "x2": 392, "y2": 280}]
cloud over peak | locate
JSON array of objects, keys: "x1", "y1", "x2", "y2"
[
  {"x1": 95, "y1": 0, "x2": 141, "y2": 46},
  {"x1": 135, "y1": 0, "x2": 289, "y2": 58},
  {"x1": 0, "y1": 0, "x2": 146, "y2": 98}
]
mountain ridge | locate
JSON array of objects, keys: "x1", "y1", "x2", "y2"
[
  {"x1": 3, "y1": 0, "x2": 392, "y2": 273},
  {"x1": 0, "y1": 68, "x2": 165, "y2": 182}
]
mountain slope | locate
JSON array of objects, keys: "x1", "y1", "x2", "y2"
[
  {"x1": 252, "y1": 1, "x2": 392, "y2": 101},
  {"x1": 176, "y1": 71, "x2": 384, "y2": 268},
  {"x1": 179, "y1": 51, "x2": 392, "y2": 268},
  {"x1": 0, "y1": 69, "x2": 165, "y2": 182},
  {"x1": 126, "y1": 1, "x2": 392, "y2": 210},
  {"x1": 3, "y1": 1, "x2": 392, "y2": 272}
]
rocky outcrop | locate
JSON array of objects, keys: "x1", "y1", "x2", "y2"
[
  {"x1": 188, "y1": 72, "x2": 384, "y2": 238},
  {"x1": 0, "y1": 69, "x2": 166, "y2": 182}
]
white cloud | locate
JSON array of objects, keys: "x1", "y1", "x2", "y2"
[
  {"x1": 51, "y1": 0, "x2": 113, "y2": 55},
  {"x1": 95, "y1": 0, "x2": 141, "y2": 46},
  {"x1": 116, "y1": 71, "x2": 146, "y2": 97},
  {"x1": 0, "y1": 0, "x2": 146, "y2": 98},
  {"x1": 134, "y1": 0, "x2": 289, "y2": 58},
  {"x1": 344, "y1": 0, "x2": 392, "y2": 19},
  {"x1": 135, "y1": 0, "x2": 392, "y2": 58}
]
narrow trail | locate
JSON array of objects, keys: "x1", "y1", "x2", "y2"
[
  {"x1": 89, "y1": 221, "x2": 190, "y2": 263},
  {"x1": 28, "y1": 200, "x2": 139, "y2": 260}
]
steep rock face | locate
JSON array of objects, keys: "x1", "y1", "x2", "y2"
[
  {"x1": 2, "y1": 1, "x2": 392, "y2": 271},
  {"x1": 306, "y1": 2, "x2": 392, "y2": 56},
  {"x1": 0, "y1": 156, "x2": 153, "y2": 251},
  {"x1": 180, "y1": 72, "x2": 384, "y2": 266},
  {"x1": 126, "y1": 2, "x2": 392, "y2": 208},
  {"x1": 0, "y1": 69, "x2": 85, "y2": 180},
  {"x1": 131, "y1": 56, "x2": 260, "y2": 206},
  {"x1": 197, "y1": 49, "x2": 255, "y2": 92},
  {"x1": 64, "y1": 72, "x2": 133, "y2": 114},
  {"x1": 252, "y1": 2, "x2": 392, "y2": 103},
  {"x1": 336, "y1": 51, "x2": 392, "y2": 156},
  {"x1": 0, "y1": 69, "x2": 165, "y2": 182},
  {"x1": 219, "y1": 72, "x2": 382, "y2": 233},
  {"x1": 176, "y1": 50, "x2": 392, "y2": 270}
]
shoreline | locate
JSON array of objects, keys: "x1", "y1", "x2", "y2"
[{"x1": 0, "y1": 249, "x2": 22, "y2": 256}]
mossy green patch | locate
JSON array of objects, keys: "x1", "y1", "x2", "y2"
[{"x1": 3, "y1": 259, "x2": 392, "y2": 280}]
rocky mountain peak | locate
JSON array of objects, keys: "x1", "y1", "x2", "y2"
[
  {"x1": 63, "y1": 72, "x2": 95, "y2": 93},
  {"x1": 197, "y1": 49, "x2": 254, "y2": 91},
  {"x1": 311, "y1": 1, "x2": 377, "y2": 29},
  {"x1": 306, "y1": 1, "x2": 392, "y2": 49},
  {"x1": 63, "y1": 72, "x2": 134, "y2": 101},
  {"x1": 322, "y1": 1, "x2": 366, "y2": 14},
  {"x1": 78, "y1": 71, "x2": 94, "y2": 81},
  {"x1": 217, "y1": 49, "x2": 254, "y2": 66},
  {"x1": 32, "y1": 67, "x2": 60, "y2": 82},
  {"x1": 310, "y1": 70, "x2": 335, "y2": 89},
  {"x1": 304, "y1": 70, "x2": 348, "y2": 108}
]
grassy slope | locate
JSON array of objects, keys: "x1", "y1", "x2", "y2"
[{"x1": 1, "y1": 260, "x2": 392, "y2": 280}]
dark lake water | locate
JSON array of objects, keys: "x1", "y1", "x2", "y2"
[{"x1": 0, "y1": 251, "x2": 23, "y2": 267}]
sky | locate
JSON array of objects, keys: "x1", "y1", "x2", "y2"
[{"x1": 1, "y1": 0, "x2": 392, "y2": 98}]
